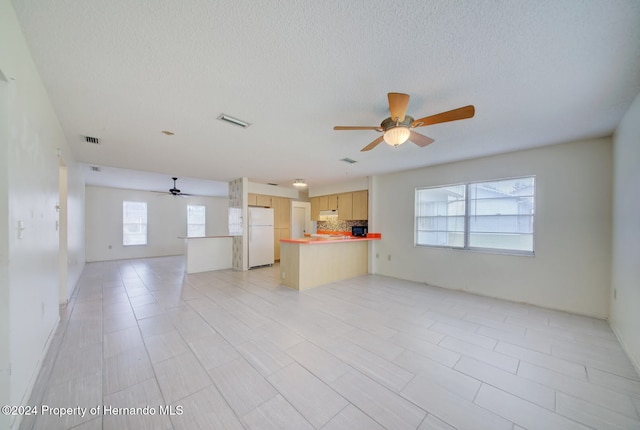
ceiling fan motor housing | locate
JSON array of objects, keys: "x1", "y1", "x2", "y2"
[{"x1": 381, "y1": 115, "x2": 414, "y2": 131}]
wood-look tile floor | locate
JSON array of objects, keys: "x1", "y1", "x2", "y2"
[{"x1": 19, "y1": 256, "x2": 640, "y2": 430}]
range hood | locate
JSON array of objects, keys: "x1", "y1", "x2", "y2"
[{"x1": 318, "y1": 210, "x2": 338, "y2": 220}]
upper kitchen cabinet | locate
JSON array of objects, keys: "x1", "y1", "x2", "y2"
[
  {"x1": 257, "y1": 194, "x2": 272, "y2": 207},
  {"x1": 310, "y1": 195, "x2": 327, "y2": 220},
  {"x1": 337, "y1": 193, "x2": 353, "y2": 220},
  {"x1": 247, "y1": 193, "x2": 272, "y2": 207},
  {"x1": 310, "y1": 190, "x2": 368, "y2": 221},
  {"x1": 352, "y1": 190, "x2": 368, "y2": 220},
  {"x1": 247, "y1": 193, "x2": 258, "y2": 206},
  {"x1": 310, "y1": 196, "x2": 319, "y2": 221},
  {"x1": 327, "y1": 194, "x2": 338, "y2": 211}
]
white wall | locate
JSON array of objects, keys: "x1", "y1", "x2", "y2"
[
  {"x1": 610, "y1": 91, "x2": 640, "y2": 372},
  {"x1": 248, "y1": 181, "x2": 302, "y2": 199},
  {"x1": 66, "y1": 166, "x2": 85, "y2": 298},
  {"x1": 309, "y1": 177, "x2": 368, "y2": 197},
  {"x1": 371, "y1": 138, "x2": 612, "y2": 318},
  {"x1": 1, "y1": 1, "x2": 86, "y2": 428},
  {"x1": 0, "y1": 64, "x2": 10, "y2": 430},
  {"x1": 85, "y1": 185, "x2": 229, "y2": 262}
]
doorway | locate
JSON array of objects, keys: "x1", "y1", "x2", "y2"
[{"x1": 291, "y1": 201, "x2": 311, "y2": 239}]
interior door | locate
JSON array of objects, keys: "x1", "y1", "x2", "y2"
[
  {"x1": 292, "y1": 206, "x2": 305, "y2": 238},
  {"x1": 291, "y1": 201, "x2": 310, "y2": 238}
]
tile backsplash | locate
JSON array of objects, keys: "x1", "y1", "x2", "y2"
[{"x1": 317, "y1": 219, "x2": 368, "y2": 233}]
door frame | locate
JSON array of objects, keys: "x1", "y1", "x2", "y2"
[{"x1": 291, "y1": 201, "x2": 311, "y2": 238}]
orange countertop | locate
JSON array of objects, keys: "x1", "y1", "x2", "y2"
[{"x1": 281, "y1": 234, "x2": 380, "y2": 245}]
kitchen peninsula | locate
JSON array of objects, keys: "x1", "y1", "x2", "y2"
[
  {"x1": 279, "y1": 234, "x2": 380, "y2": 290},
  {"x1": 181, "y1": 236, "x2": 233, "y2": 274}
]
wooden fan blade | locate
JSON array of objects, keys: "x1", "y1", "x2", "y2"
[
  {"x1": 361, "y1": 135, "x2": 384, "y2": 152},
  {"x1": 409, "y1": 130, "x2": 435, "y2": 147},
  {"x1": 334, "y1": 126, "x2": 381, "y2": 131},
  {"x1": 412, "y1": 105, "x2": 475, "y2": 127},
  {"x1": 388, "y1": 93, "x2": 410, "y2": 122}
]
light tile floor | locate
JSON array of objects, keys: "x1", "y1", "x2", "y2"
[{"x1": 19, "y1": 256, "x2": 640, "y2": 430}]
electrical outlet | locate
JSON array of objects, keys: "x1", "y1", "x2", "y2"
[
  {"x1": 614, "y1": 289, "x2": 617, "y2": 299},
  {"x1": 282, "y1": 272, "x2": 286, "y2": 279},
  {"x1": 376, "y1": 253, "x2": 379, "y2": 258},
  {"x1": 387, "y1": 254, "x2": 391, "y2": 261}
]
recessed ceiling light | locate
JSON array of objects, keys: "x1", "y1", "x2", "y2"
[
  {"x1": 217, "y1": 113, "x2": 251, "y2": 128},
  {"x1": 161, "y1": 130, "x2": 175, "y2": 136}
]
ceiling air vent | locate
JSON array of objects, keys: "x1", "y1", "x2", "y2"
[
  {"x1": 217, "y1": 113, "x2": 251, "y2": 128},
  {"x1": 340, "y1": 157, "x2": 357, "y2": 164},
  {"x1": 83, "y1": 135, "x2": 100, "y2": 144},
  {"x1": 90, "y1": 166, "x2": 101, "y2": 172}
]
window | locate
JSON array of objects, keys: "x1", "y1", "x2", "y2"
[
  {"x1": 416, "y1": 176, "x2": 535, "y2": 254},
  {"x1": 187, "y1": 205, "x2": 206, "y2": 237},
  {"x1": 415, "y1": 185, "x2": 466, "y2": 248},
  {"x1": 228, "y1": 207, "x2": 243, "y2": 236},
  {"x1": 123, "y1": 201, "x2": 147, "y2": 246}
]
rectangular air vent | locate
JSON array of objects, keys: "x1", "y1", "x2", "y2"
[
  {"x1": 90, "y1": 166, "x2": 101, "y2": 172},
  {"x1": 340, "y1": 157, "x2": 357, "y2": 164},
  {"x1": 217, "y1": 113, "x2": 251, "y2": 128},
  {"x1": 84, "y1": 135, "x2": 100, "y2": 144}
]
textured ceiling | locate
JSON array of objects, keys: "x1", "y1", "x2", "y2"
[{"x1": 11, "y1": 0, "x2": 640, "y2": 194}]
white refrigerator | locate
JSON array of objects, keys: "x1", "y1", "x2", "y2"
[{"x1": 248, "y1": 207, "x2": 275, "y2": 268}]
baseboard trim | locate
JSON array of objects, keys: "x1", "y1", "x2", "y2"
[
  {"x1": 609, "y1": 322, "x2": 640, "y2": 379},
  {"x1": 11, "y1": 315, "x2": 60, "y2": 430}
]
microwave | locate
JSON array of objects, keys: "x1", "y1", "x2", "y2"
[{"x1": 351, "y1": 226, "x2": 368, "y2": 237}]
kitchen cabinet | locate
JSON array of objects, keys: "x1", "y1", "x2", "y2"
[
  {"x1": 247, "y1": 193, "x2": 258, "y2": 206},
  {"x1": 256, "y1": 194, "x2": 272, "y2": 207},
  {"x1": 318, "y1": 195, "x2": 329, "y2": 210},
  {"x1": 272, "y1": 197, "x2": 290, "y2": 229},
  {"x1": 352, "y1": 190, "x2": 368, "y2": 220},
  {"x1": 248, "y1": 193, "x2": 271, "y2": 207},
  {"x1": 310, "y1": 190, "x2": 368, "y2": 221},
  {"x1": 310, "y1": 195, "x2": 328, "y2": 221},
  {"x1": 271, "y1": 197, "x2": 291, "y2": 260},
  {"x1": 310, "y1": 197, "x2": 320, "y2": 221},
  {"x1": 274, "y1": 227, "x2": 290, "y2": 260},
  {"x1": 327, "y1": 194, "x2": 338, "y2": 210},
  {"x1": 337, "y1": 193, "x2": 353, "y2": 220}
]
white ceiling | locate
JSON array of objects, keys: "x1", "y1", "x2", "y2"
[{"x1": 11, "y1": 0, "x2": 640, "y2": 195}]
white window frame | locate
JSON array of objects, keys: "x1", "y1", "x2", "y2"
[
  {"x1": 187, "y1": 205, "x2": 206, "y2": 237},
  {"x1": 123, "y1": 201, "x2": 148, "y2": 246},
  {"x1": 415, "y1": 176, "x2": 535, "y2": 255}
]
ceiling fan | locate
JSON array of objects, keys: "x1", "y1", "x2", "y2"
[
  {"x1": 166, "y1": 177, "x2": 193, "y2": 197},
  {"x1": 334, "y1": 93, "x2": 475, "y2": 152}
]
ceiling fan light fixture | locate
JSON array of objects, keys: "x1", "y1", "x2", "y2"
[
  {"x1": 293, "y1": 179, "x2": 307, "y2": 188},
  {"x1": 383, "y1": 126, "x2": 411, "y2": 147}
]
